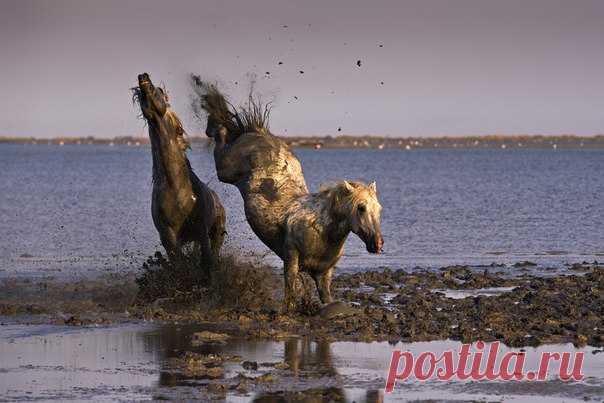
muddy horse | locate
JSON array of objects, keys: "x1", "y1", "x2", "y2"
[
  {"x1": 191, "y1": 78, "x2": 383, "y2": 310},
  {"x1": 134, "y1": 73, "x2": 225, "y2": 268}
]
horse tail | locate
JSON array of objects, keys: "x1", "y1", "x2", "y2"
[
  {"x1": 191, "y1": 75, "x2": 244, "y2": 138},
  {"x1": 190, "y1": 75, "x2": 272, "y2": 139}
]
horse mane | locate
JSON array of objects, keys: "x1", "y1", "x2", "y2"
[
  {"x1": 165, "y1": 109, "x2": 190, "y2": 150},
  {"x1": 130, "y1": 86, "x2": 143, "y2": 118},
  {"x1": 190, "y1": 74, "x2": 272, "y2": 139}
]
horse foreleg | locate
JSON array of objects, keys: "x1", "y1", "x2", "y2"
[
  {"x1": 313, "y1": 266, "x2": 334, "y2": 304},
  {"x1": 160, "y1": 227, "x2": 181, "y2": 262},
  {"x1": 209, "y1": 202, "x2": 226, "y2": 262},
  {"x1": 283, "y1": 250, "x2": 300, "y2": 312}
]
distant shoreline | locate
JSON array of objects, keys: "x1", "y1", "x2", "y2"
[{"x1": 1, "y1": 134, "x2": 603, "y2": 149}]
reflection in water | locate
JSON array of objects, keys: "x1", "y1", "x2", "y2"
[
  {"x1": 284, "y1": 337, "x2": 336, "y2": 376},
  {"x1": 253, "y1": 338, "x2": 383, "y2": 402},
  {"x1": 147, "y1": 324, "x2": 383, "y2": 402},
  {"x1": 253, "y1": 388, "x2": 347, "y2": 403},
  {"x1": 1, "y1": 323, "x2": 602, "y2": 402},
  {"x1": 254, "y1": 338, "x2": 346, "y2": 402},
  {"x1": 253, "y1": 388, "x2": 383, "y2": 403}
]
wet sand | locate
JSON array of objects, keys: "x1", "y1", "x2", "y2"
[{"x1": 1, "y1": 261, "x2": 603, "y2": 401}]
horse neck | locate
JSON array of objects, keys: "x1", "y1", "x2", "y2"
[
  {"x1": 321, "y1": 195, "x2": 351, "y2": 243},
  {"x1": 148, "y1": 121, "x2": 192, "y2": 190}
]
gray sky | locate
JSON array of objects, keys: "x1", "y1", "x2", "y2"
[{"x1": 2, "y1": 0, "x2": 603, "y2": 138}]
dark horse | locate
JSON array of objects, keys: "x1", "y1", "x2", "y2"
[{"x1": 134, "y1": 73, "x2": 225, "y2": 267}]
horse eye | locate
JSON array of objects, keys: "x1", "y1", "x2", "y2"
[{"x1": 358, "y1": 205, "x2": 366, "y2": 214}]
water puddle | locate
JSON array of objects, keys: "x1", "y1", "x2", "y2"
[
  {"x1": 381, "y1": 292, "x2": 398, "y2": 304},
  {"x1": 0, "y1": 323, "x2": 602, "y2": 401},
  {"x1": 431, "y1": 286, "x2": 517, "y2": 299}
]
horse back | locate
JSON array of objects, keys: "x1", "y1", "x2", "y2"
[{"x1": 219, "y1": 132, "x2": 308, "y2": 258}]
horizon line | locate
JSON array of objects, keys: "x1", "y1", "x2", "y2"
[{"x1": 2, "y1": 133, "x2": 604, "y2": 140}]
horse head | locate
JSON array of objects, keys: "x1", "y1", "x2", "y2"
[
  {"x1": 135, "y1": 73, "x2": 189, "y2": 152},
  {"x1": 330, "y1": 181, "x2": 384, "y2": 254},
  {"x1": 137, "y1": 73, "x2": 168, "y2": 121}
]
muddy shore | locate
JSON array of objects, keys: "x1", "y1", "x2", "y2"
[{"x1": 1, "y1": 260, "x2": 602, "y2": 347}]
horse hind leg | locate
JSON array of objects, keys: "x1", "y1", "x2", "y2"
[
  {"x1": 283, "y1": 250, "x2": 301, "y2": 312},
  {"x1": 312, "y1": 266, "x2": 334, "y2": 305},
  {"x1": 209, "y1": 201, "x2": 226, "y2": 262},
  {"x1": 209, "y1": 218, "x2": 226, "y2": 262},
  {"x1": 198, "y1": 229, "x2": 212, "y2": 265}
]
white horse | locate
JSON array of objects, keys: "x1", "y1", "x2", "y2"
[
  {"x1": 283, "y1": 181, "x2": 383, "y2": 307},
  {"x1": 191, "y1": 78, "x2": 384, "y2": 310}
]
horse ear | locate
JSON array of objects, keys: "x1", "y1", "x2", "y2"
[
  {"x1": 343, "y1": 181, "x2": 354, "y2": 193},
  {"x1": 369, "y1": 181, "x2": 377, "y2": 194}
]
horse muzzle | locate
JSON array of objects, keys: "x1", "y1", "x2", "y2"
[
  {"x1": 138, "y1": 73, "x2": 152, "y2": 88},
  {"x1": 365, "y1": 233, "x2": 384, "y2": 254}
]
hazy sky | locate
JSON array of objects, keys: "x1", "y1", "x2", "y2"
[{"x1": 2, "y1": 0, "x2": 603, "y2": 137}]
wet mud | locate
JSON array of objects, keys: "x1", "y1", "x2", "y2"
[
  {"x1": 128, "y1": 257, "x2": 604, "y2": 349},
  {"x1": 0, "y1": 273, "x2": 137, "y2": 326},
  {"x1": 2, "y1": 258, "x2": 602, "y2": 348}
]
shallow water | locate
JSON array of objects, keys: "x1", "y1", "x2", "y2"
[
  {"x1": 1, "y1": 144, "x2": 602, "y2": 278},
  {"x1": 0, "y1": 323, "x2": 602, "y2": 402},
  {"x1": 431, "y1": 286, "x2": 518, "y2": 299}
]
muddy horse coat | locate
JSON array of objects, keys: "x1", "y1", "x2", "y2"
[{"x1": 192, "y1": 78, "x2": 383, "y2": 309}]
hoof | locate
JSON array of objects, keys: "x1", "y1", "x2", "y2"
[
  {"x1": 281, "y1": 300, "x2": 297, "y2": 314},
  {"x1": 317, "y1": 301, "x2": 358, "y2": 320}
]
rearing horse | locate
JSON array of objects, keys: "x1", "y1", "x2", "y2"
[
  {"x1": 191, "y1": 78, "x2": 384, "y2": 310},
  {"x1": 134, "y1": 73, "x2": 225, "y2": 268}
]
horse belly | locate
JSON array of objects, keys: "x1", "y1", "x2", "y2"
[{"x1": 300, "y1": 246, "x2": 344, "y2": 274}]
